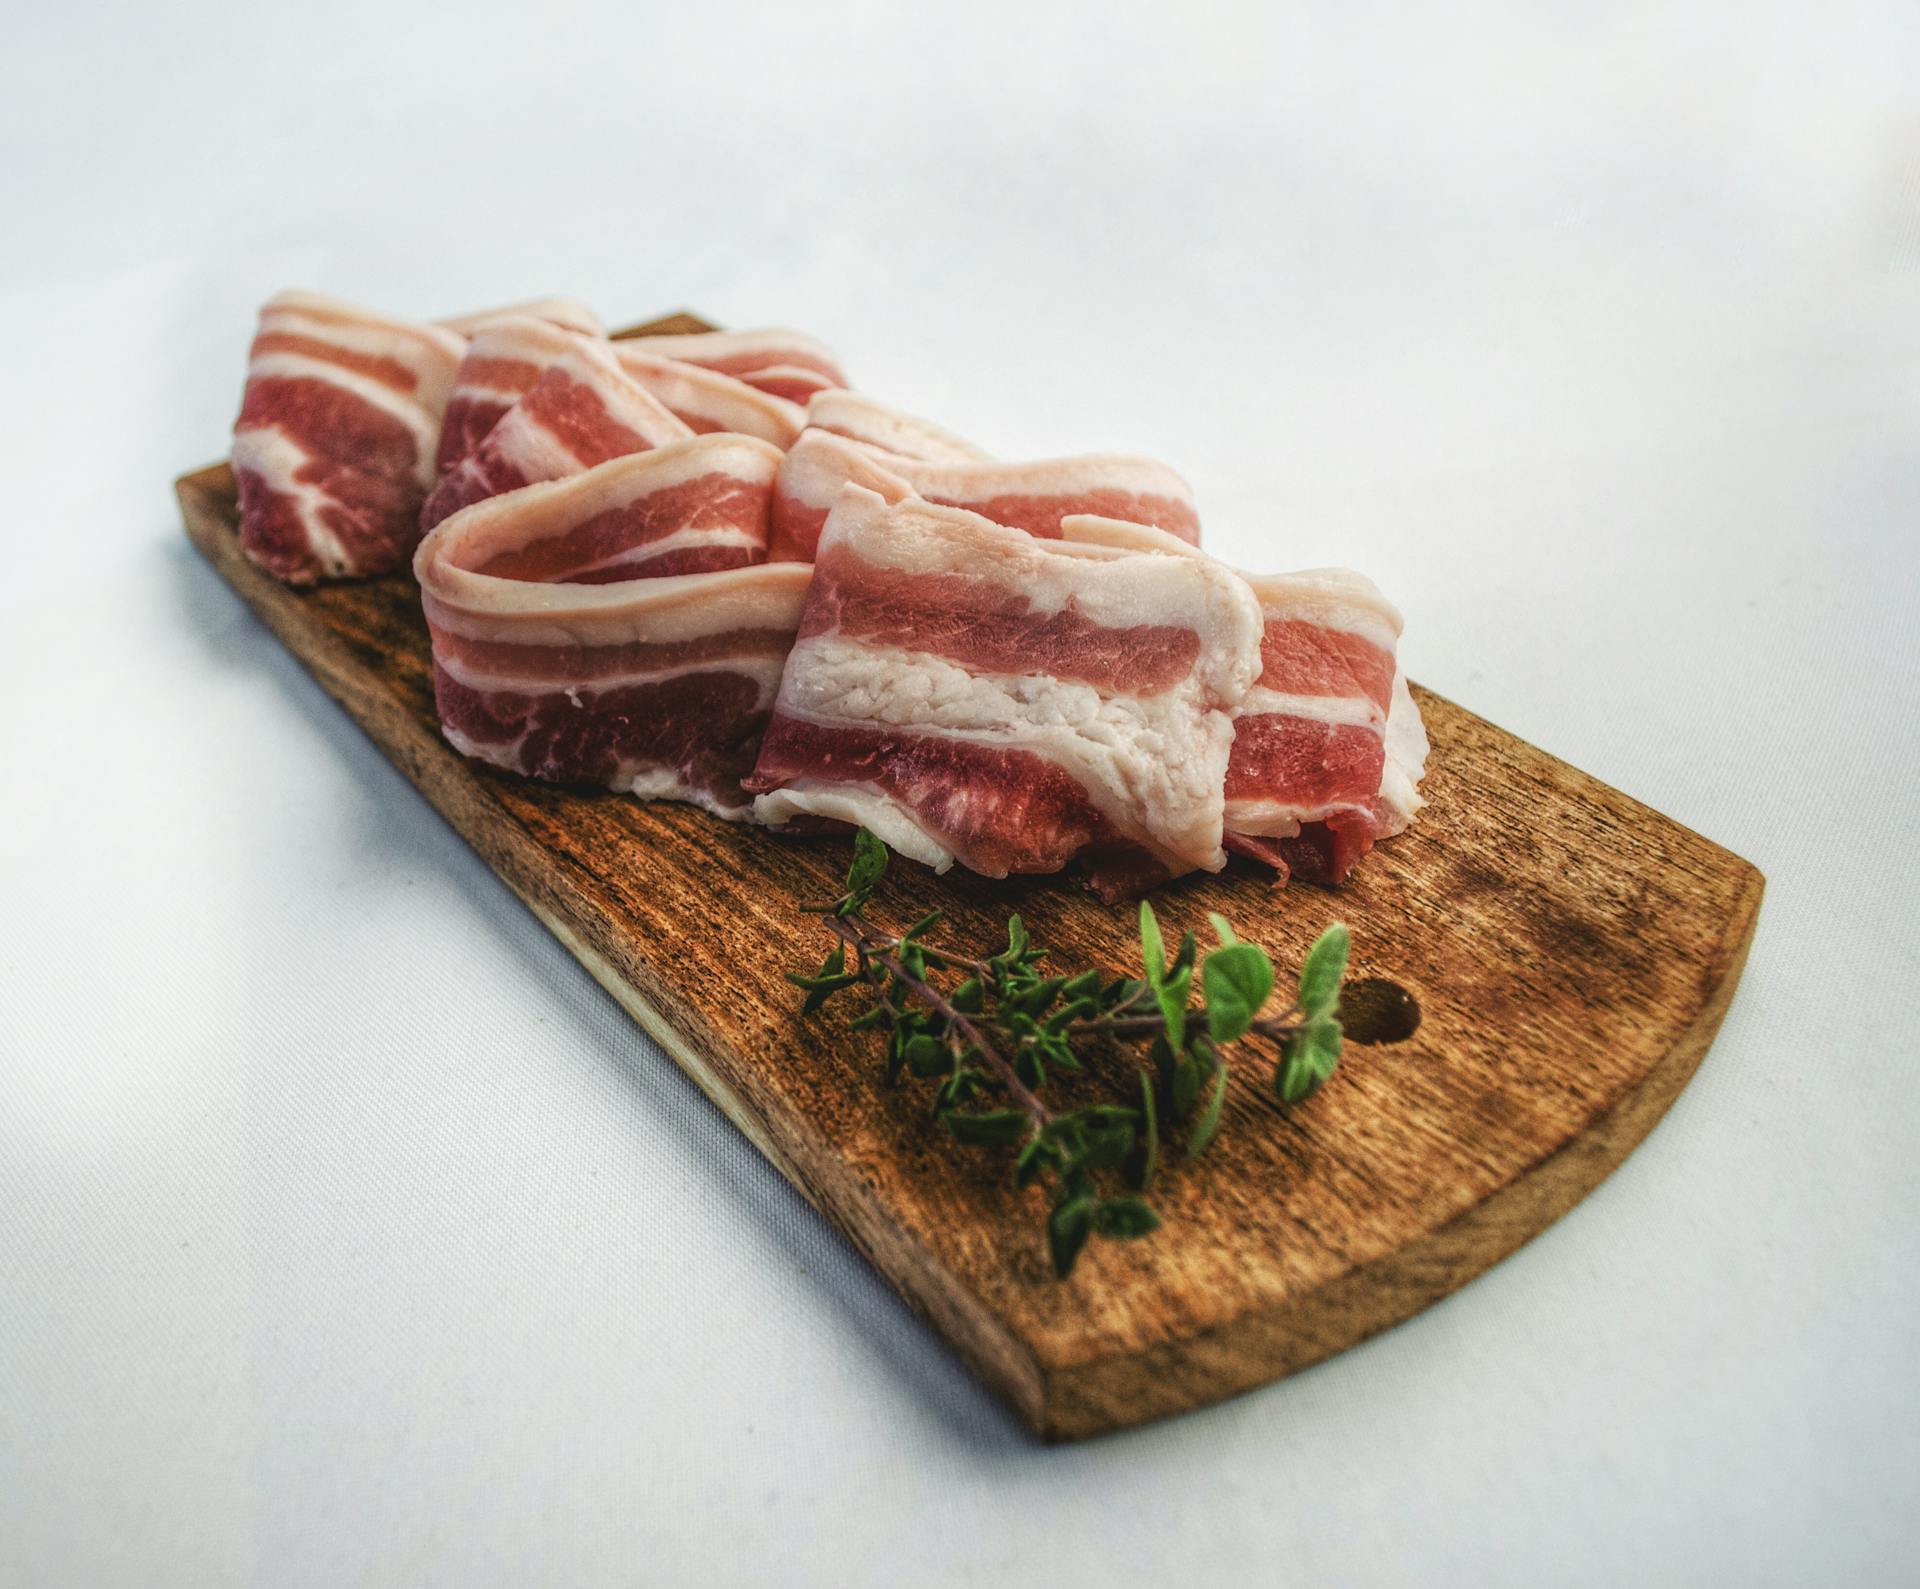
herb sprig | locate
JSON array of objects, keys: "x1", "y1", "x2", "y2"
[{"x1": 790, "y1": 830, "x2": 1352, "y2": 1278}]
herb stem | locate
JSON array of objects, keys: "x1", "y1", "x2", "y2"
[
  {"x1": 1070, "y1": 1007, "x2": 1306, "y2": 1041},
  {"x1": 821, "y1": 915, "x2": 1055, "y2": 1125}
]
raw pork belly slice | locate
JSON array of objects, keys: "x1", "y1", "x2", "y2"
[
  {"x1": 1059, "y1": 516, "x2": 1429, "y2": 885},
  {"x1": 415, "y1": 439, "x2": 806, "y2": 816},
  {"x1": 612, "y1": 345, "x2": 806, "y2": 448},
  {"x1": 435, "y1": 315, "x2": 603, "y2": 477},
  {"x1": 745, "y1": 487, "x2": 1261, "y2": 885},
  {"x1": 1221, "y1": 570, "x2": 1427, "y2": 884},
  {"x1": 438, "y1": 296, "x2": 603, "y2": 336},
  {"x1": 768, "y1": 429, "x2": 1200, "y2": 562},
  {"x1": 621, "y1": 327, "x2": 848, "y2": 404},
  {"x1": 420, "y1": 339, "x2": 693, "y2": 533},
  {"x1": 802, "y1": 390, "x2": 991, "y2": 463},
  {"x1": 232, "y1": 289, "x2": 466, "y2": 585}
]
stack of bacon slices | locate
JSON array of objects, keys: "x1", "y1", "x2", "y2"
[{"x1": 229, "y1": 290, "x2": 1428, "y2": 896}]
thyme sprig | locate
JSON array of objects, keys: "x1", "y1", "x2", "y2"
[{"x1": 790, "y1": 830, "x2": 1352, "y2": 1278}]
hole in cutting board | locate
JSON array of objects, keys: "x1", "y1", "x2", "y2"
[{"x1": 1340, "y1": 977, "x2": 1422, "y2": 1045}]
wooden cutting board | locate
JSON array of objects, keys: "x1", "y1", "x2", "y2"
[{"x1": 178, "y1": 311, "x2": 1761, "y2": 1440}]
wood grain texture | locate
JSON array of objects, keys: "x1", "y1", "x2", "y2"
[{"x1": 178, "y1": 312, "x2": 1762, "y2": 1440}]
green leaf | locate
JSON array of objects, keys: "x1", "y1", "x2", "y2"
[
  {"x1": 1048, "y1": 1195, "x2": 1096, "y2": 1278},
  {"x1": 1072, "y1": 1105, "x2": 1142, "y2": 1130},
  {"x1": 1276, "y1": 1018, "x2": 1343, "y2": 1103},
  {"x1": 786, "y1": 945, "x2": 859, "y2": 1014},
  {"x1": 1169, "y1": 929, "x2": 1198, "y2": 982},
  {"x1": 848, "y1": 1002, "x2": 890, "y2": 1032},
  {"x1": 1202, "y1": 941, "x2": 1275, "y2": 1043},
  {"x1": 943, "y1": 1109, "x2": 1031, "y2": 1147},
  {"x1": 1009, "y1": 976, "x2": 1067, "y2": 1017},
  {"x1": 838, "y1": 828, "x2": 889, "y2": 912},
  {"x1": 1014, "y1": 1134, "x2": 1057, "y2": 1188},
  {"x1": 1170, "y1": 1051, "x2": 1201, "y2": 1116},
  {"x1": 1152, "y1": 932, "x2": 1198, "y2": 1051},
  {"x1": 901, "y1": 909, "x2": 942, "y2": 942},
  {"x1": 1138, "y1": 900, "x2": 1165, "y2": 983},
  {"x1": 1155, "y1": 962, "x2": 1191, "y2": 1053},
  {"x1": 1207, "y1": 911, "x2": 1240, "y2": 947},
  {"x1": 1063, "y1": 969, "x2": 1104, "y2": 1001},
  {"x1": 1188, "y1": 1058, "x2": 1229, "y2": 1158},
  {"x1": 1138, "y1": 1069, "x2": 1159, "y2": 1190},
  {"x1": 1297, "y1": 924, "x2": 1350, "y2": 1018},
  {"x1": 1071, "y1": 1125, "x2": 1135, "y2": 1173},
  {"x1": 1092, "y1": 1195, "x2": 1162, "y2": 1239},
  {"x1": 1000, "y1": 914, "x2": 1030, "y2": 965},
  {"x1": 950, "y1": 978, "x2": 984, "y2": 1014},
  {"x1": 787, "y1": 944, "x2": 841, "y2": 986},
  {"x1": 801, "y1": 976, "x2": 858, "y2": 1013},
  {"x1": 903, "y1": 1034, "x2": 946, "y2": 1077}
]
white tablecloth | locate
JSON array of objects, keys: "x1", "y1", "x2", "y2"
[{"x1": 4, "y1": 3, "x2": 1915, "y2": 1583}]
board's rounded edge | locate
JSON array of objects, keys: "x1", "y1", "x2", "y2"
[{"x1": 1034, "y1": 862, "x2": 1765, "y2": 1442}]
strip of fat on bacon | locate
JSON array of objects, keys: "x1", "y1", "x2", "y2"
[
  {"x1": 744, "y1": 486, "x2": 1262, "y2": 887},
  {"x1": 611, "y1": 345, "x2": 806, "y2": 448},
  {"x1": 618, "y1": 327, "x2": 848, "y2": 404},
  {"x1": 438, "y1": 296, "x2": 604, "y2": 337},
  {"x1": 1058, "y1": 515, "x2": 1429, "y2": 884},
  {"x1": 435, "y1": 315, "x2": 603, "y2": 477},
  {"x1": 232, "y1": 290, "x2": 466, "y2": 585},
  {"x1": 767, "y1": 428, "x2": 1201, "y2": 563},
  {"x1": 420, "y1": 338, "x2": 693, "y2": 533},
  {"x1": 801, "y1": 390, "x2": 992, "y2": 463},
  {"x1": 415, "y1": 436, "x2": 806, "y2": 816}
]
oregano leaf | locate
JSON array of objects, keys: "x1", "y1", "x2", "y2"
[
  {"x1": 1188, "y1": 1058, "x2": 1229, "y2": 1158},
  {"x1": 1092, "y1": 1195, "x2": 1161, "y2": 1240},
  {"x1": 1049, "y1": 1195, "x2": 1096, "y2": 1278},
  {"x1": 1171, "y1": 1051, "x2": 1201, "y2": 1116},
  {"x1": 1138, "y1": 899, "x2": 1165, "y2": 985},
  {"x1": 838, "y1": 828, "x2": 890, "y2": 913},
  {"x1": 1276, "y1": 1018, "x2": 1342, "y2": 1103},
  {"x1": 1202, "y1": 941, "x2": 1274, "y2": 1043},
  {"x1": 943, "y1": 1109, "x2": 1031, "y2": 1147},
  {"x1": 1297, "y1": 924, "x2": 1350, "y2": 1018},
  {"x1": 1138, "y1": 1069, "x2": 1160, "y2": 1189}
]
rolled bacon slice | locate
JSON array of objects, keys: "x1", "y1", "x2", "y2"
[
  {"x1": 1059, "y1": 516, "x2": 1429, "y2": 885},
  {"x1": 420, "y1": 339, "x2": 693, "y2": 533},
  {"x1": 612, "y1": 345, "x2": 806, "y2": 448},
  {"x1": 435, "y1": 315, "x2": 604, "y2": 477},
  {"x1": 617, "y1": 327, "x2": 848, "y2": 404},
  {"x1": 415, "y1": 436, "x2": 806, "y2": 816},
  {"x1": 768, "y1": 429, "x2": 1200, "y2": 562},
  {"x1": 745, "y1": 486, "x2": 1262, "y2": 885},
  {"x1": 232, "y1": 290, "x2": 466, "y2": 585},
  {"x1": 1222, "y1": 570, "x2": 1427, "y2": 883},
  {"x1": 801, "y1": 390, "x2": 991, "y2": 464}
]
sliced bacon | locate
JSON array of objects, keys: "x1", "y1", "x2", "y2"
[
  {"x1": 232, "y1": 290, "x2": 466, "y2": 585},
  {"x1": 435, "y1": 315, "x2": 604, "y2": 477},
  {"x1": 419, "y1": 339, "x2": 693, "y2": 533},
  {"x1": 745, "y1": 487, "x2": 1261, "y2": 882},
  {"x1": 768, "y1": 429, "x2": 1200, "y2": 563},
  {"x1": 802, "y1": 390, "x2": 992, "y2": 463},
  {"x1": 1060, "y1": 516, "x2": 1429, "y2": 885},
  {"x1": 616, "y1": 327, "x2": 848, "y2": 404},
  {"x1": 416, "y1": 437, "x2": 806, "y2": 816},
  {"x1": 612, "y1": 345, "x2": 806, "y2": 448},
  {"x1": 1220, "y1": 570, "x2": 1427, "y2": 882}
]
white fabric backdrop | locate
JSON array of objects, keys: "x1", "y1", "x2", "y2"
[{"x1": 3, "y1": 2, "x2": 1916, "y2": 1584}]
